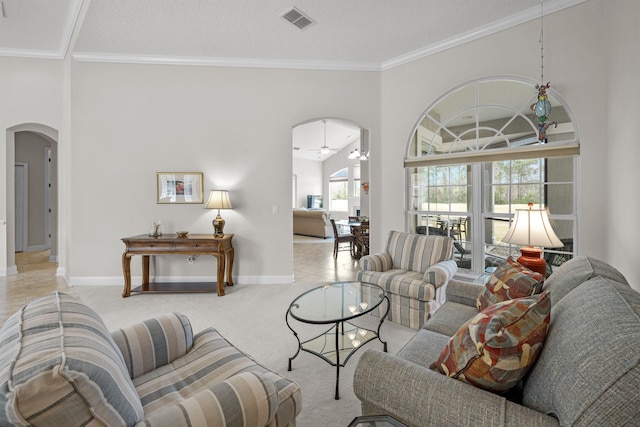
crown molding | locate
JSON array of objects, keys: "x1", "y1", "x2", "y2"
[
  {"x1": 381, "y1": 0, "x2": 589, "y2": 71},
  {"x1": 70, "y1": 52, "x2": 382, "y2": 72}
]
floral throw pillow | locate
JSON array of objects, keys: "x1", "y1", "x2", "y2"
[
  {"x1": 476, "y1": 257, "x2": 544, "y2": 311},
  {"x1": 431, "y1": 291, "x2": 550, "y2": 393}
]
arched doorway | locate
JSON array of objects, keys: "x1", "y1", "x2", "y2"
[{"x1": 3, "y1": 123, "x2": 59, "y2": 276}]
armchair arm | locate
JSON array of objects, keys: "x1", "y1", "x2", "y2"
[
  {"x1": 137, "y1": 371, "x2": 277, "y2": 427},
  {"x1": 111, "y1": 312, "x2": 194, "y2": 379},
  {"x1": 445, "y1": 279, "x2": 484, "y2": 307},
  {"x1": 354, "y1": 350, "x2": 559, "y2": 427},
  {"x1": 423, "y1": 259, "x2": 458, "y2": 289},
  {"x1": 359, "y1": 252, "x2": 393, "y2": 272}
]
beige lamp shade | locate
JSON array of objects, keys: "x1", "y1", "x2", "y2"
[
  {"x1": 502, "y1": 204, "x2": 563, "y2": 248},
  {"x1": 205, "y1": 190, "x2": 233, "y2": 237},
  {"x1": 502, "y1": 203, "x2": 562, "y2": 276},
  {"x1": 205, "y1": 190, "x2": 233, "y2": 210}
]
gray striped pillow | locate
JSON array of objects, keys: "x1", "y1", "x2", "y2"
[
  {"x1": 111, "y1": 312, "x2": 193, "y2": 378},
  {"x1": 0, "y1": 292, "x2": 144, "y2": 426}
]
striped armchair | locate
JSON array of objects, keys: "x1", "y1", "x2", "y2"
[
  {"x1": 0, "y1": 292, "x2": 301, "y2": 427},
  {"x1": 357, "y1": 231, "x2": 457, "y2": 329}
]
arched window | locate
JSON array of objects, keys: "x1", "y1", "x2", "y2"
[{"x1": 405, "y1": 77, "x2": 578, "y2": 277}]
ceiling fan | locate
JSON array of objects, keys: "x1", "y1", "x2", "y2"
[{"x1": 310, "y1": 119, "x2": 340, "y2": 156}]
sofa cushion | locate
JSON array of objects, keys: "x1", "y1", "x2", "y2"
[
  {"x1": 477, "y1": 257, "x2": 544, "y2": 311},
  {"x1": 424, "y1": 301, "x2": 480, "y2": 337},
  {"x1": 0, "y1": 292, "x2": 144, "y2": 427},
  {"x1": 396, "y1": 329, "x2": 451, "y2": 369},
  {"x1": 358, "y1": 269, "x2": 436, "y2": 302},
  {"x1": 523, "y1": 277, "x2": 640, "y2": 426},
  {"x1": 542, "y1": 255, "x2": 629, "y2": 307},
  {"x1": 432, "y1": 292, "x2": 550, "y2": 393},
  {"x1": 135, "y1": 327, "x2": 302, "y2": 424},
  {"x1": 111, "y1": 312, "x2": 194, "y2": 378}
]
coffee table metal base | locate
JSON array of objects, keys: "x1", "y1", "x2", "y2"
[{"x1": 286, "y1": 296, "x2": 389, "y2": 400}]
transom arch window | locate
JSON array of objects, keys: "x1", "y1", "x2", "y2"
[{"x1": 405, "y1": 77, "x2": 579, "y2": 276}]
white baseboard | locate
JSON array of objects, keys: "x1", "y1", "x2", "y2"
[
  {"x1": 68, "y1": 275, "x2": 295, "y2": 287},
  {"x1": 0, "y1": 265, "x2": 18, "y2": 276}
]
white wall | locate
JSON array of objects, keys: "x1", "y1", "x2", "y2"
[
  {"x1": 69, "y1": 63, "x2": 381, "y2": 284},
  {"x1": 292, "y1": 158, "x2": 322, "y2": 209},
  {"x1": 605, "y1": 0, "x2": 640, "y2": 288}
]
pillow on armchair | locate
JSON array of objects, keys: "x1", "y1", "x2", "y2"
[
  {"x1": 432, "y1": 291, "x2": 550, "y2": 393},
  {"x1": 477, "y1": 257, "x2": 544, "y2": 311}
]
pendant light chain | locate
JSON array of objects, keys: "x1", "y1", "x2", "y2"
[{"x1": 539, "y1": 0, "x2": 545, "y2": 84}]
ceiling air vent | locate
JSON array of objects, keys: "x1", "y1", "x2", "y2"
[{"x1": 281, "y1": 7, "x2": 315, "y2": 30}]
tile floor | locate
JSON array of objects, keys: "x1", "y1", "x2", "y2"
[{"x1": 0, "y1": 236, "x2": 359, "y2": 324}]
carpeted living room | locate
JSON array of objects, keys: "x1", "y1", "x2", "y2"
[{"x1": 2, "y1": 1, "x2": 640, "y2": 426}]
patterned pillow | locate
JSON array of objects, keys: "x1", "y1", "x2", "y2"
[
  {"x1": 477, "y1": 257, "x2": 544, "y2": 311},
  {"x1": 432, "y1": 291, "x2": 550, "y2": 392}
]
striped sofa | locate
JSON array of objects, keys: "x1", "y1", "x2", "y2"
[
  {"x1": 0, "y1": 292, "x2": 301, "y2": 427},
  {"x1": 357, "y1": 231, "x2": 457, "y2": 330}
]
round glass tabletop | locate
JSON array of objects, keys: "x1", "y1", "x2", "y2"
[{"x1": 288, "y1": 281, "x2": 385, "y2": 324}]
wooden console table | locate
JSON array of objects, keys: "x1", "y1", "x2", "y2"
[{"x1": 121, "y1": 234, "x2": 234, "y2": 297}]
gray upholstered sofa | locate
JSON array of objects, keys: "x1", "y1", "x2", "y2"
[
  {"x1": 292, "y1": 208, "x2": 333, "y2": 238},
  {"x1": 353, "y1": 255, "x2": 639, "y2": 426},
  {"x1": 357, "y1": 231, "x2": 458, "y2": 330},
  {"x1": 0, "y1": 292, "x2": 301, "y2": 427}
]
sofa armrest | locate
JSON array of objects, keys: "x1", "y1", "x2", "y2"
[
  {"x1": 359, "y1": 252, "x2": 393, "y2": 272},
  {"x1": 445, "y1": 279, "x2": 484, "y2": 307},
  {"x1": 111, "y1": 312, "x2": 194, "y2": 379},
  {"x1": 423, "y1": 260, "x2": 458, "y2": 289},
  {"x1": 138, "y1": 371, "x2": 278, "y2": 427},
  {"x1": 354, "y1": 350, "x2": 559, "y2": 427}
]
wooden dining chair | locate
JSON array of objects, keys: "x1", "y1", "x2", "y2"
[
  {"x1": 330, "y1": 219, "x2": 355, "y2": 258},
  {"x1": 354, "y1": 220, "x2": 370, "y2": 258}
]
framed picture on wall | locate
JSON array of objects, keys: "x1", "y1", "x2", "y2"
[{"x1": 156, "y1": 172, "x2": 204, "y2": 204}]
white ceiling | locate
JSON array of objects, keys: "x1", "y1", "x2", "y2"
[{"x1": 0, "y1": 0, "x2": 587, "y2": 160}]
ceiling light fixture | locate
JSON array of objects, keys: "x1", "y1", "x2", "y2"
[
  {"x1": 532, "y1": 0, "x2": 557, "y2": 143},
  {"x1": 348, "y1": 148, "x2": 360, "y2": 160}
]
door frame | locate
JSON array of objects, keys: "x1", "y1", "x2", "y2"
[{"x1": 14, "y1": 162, "x2": 28, "y2": 253}]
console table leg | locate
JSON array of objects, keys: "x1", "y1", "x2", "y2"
[
  {"x1": 226, "y1": 247, "x2": 234, "y2": 287},
  {"x1": 122, "y1": 253, "x2": 132, "y2": 298},
  {"x1": 216, "y1": 254, "x2": 225, "y2": 296},
  {"x1": 142, "y1": 255, "x2": 150, "y2": 291}
]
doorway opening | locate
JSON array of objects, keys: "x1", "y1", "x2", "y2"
[{"x1": 3, "y1": 123, "x2": 59, "y2": 276}]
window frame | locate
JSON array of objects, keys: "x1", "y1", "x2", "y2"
[{"x1": 405, "y1": 77, "x2": 579, "y2": 278}]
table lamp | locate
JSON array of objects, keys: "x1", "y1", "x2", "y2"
[
  {"x1": 205, "y1": 190, "x2": 233, "y2": 237},
  {"x1": 501, "y1": 202, "x2": 562, "y2": 276}
]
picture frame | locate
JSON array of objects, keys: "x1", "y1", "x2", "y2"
[{"x1": 156, "y1": 172, "x2": 204, "y2": 204}]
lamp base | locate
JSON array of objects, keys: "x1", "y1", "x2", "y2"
[
  {"x1": 212, "y1": 214, "x2": 225, "y2": 238},
  {"x1": 516, "y1": 246, "x2": 546, "y2": 276}
]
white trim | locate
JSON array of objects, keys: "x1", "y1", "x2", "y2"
[
  {"x1": 0, "y1": 265, "x2": 18, "y2": 276},
  {"x1": 381, "y1": 0, "x2": 588, "y2": 71},
  {"x1": 68, "y1": 274, "x2": 295, "y2": 286},
  {"x1": 71, "y1": 53, "x2": 382, "y2": 72}
]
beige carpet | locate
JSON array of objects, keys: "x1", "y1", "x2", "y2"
[{"x1": 74, "y1": 281, "x2": 416, "y2": 427}]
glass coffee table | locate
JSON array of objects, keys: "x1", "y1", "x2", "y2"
[{"x1": 286, "y1": 281, "x2": 389, "y2": 399}]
